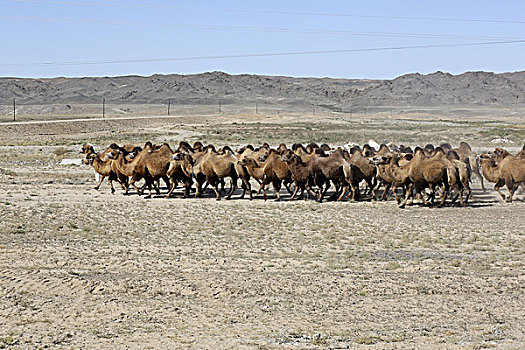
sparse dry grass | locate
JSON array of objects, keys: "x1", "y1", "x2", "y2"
[{"x1": 0, "y1": 109, "x2": 523, "y2": 349}]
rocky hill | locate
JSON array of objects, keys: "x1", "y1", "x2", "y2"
[{"x1": 1, "y1": 70, "x2": 524, "y2": 107}]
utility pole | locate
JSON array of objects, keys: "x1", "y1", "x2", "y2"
[
  {"x1": 256, "y1": 103, "x2": 258, "y2": 114},
  {"x1": 219, "y1": 101, "x2": 222, "y2": 113},
  {"x1": 167, "y1": 99, "x2": 171, "y2": 116},
  {"x1": 102, "y1": 98, "x2": 105, "y2": 119},
  {"x1": 13, "y1": 98, "x2": 16, "y2": 122}
]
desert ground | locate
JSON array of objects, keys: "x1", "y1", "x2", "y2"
[{"x1": 0, "y1": 108, "x2": 524, "y2": 349}]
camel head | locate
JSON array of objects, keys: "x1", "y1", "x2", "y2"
[
  {"x1": 239, "y1": 157, "x2": 256, "y2": 167},
  {"x1": 80, "y1": 143, "x2": 94, "y2": 155},
  {"x1": 280, "y1": 150, "x2": 297, "y2": 163},
  {"x1": 83, "y1": 152, "x2": 96, "y2": 165},
  {"x1": 370, "y1": 155, "x2": 390, "y2": 166},
  {"x1": 320, "y1": 143, "x2": 331, "y2": 152}
]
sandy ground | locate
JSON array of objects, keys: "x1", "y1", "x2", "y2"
[{"x1": 0, "y1": 111, "x2": 524, "y2": 349}]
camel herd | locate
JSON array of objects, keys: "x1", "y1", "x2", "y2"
[{"x1": 80, "y1": 141, "x2": 525, "y2": 207}]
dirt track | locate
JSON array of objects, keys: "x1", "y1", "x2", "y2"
[{"x1": 0, "y1": 113, "x2": 524, "y2": 349}]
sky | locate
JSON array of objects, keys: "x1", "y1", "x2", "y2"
[{"x1": 1, "y1": 0, "x2": 525, "y2": 79}]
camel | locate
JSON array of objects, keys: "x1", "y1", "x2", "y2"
[
  {"x1": 80, "y1": 143, "x2": 127, "y2": 194},
  {"x1": 310, "y1": 149, "x2": 356, "y2": 202},
  {"x1": 398, "y1": 147, "x2": 452, "y2": 208},
  {"x1": 280, "y1": 150, "x2": 322, "y2": 201},
  {"x1": 479, "y1": 153, "x2": 525, "y2": 202},
  {"x1": 280, "y1": 149, "x2": 354, "y2": 202},
  {"x1": 166, "y1": 153, "x2": 194, "y2": 199},
  {"x1": 108, "y1": 142, "x2": 172, "y2": 198},
  {"x1": 345, "y1": 147, "x2": 377, "y2": 199},
  {"x1": 455, "y1": 142, "x2": 485, "y2": 191},
  {"x1": 256, "y1": 149, "x2": 294, "y2": 201},
  {"x1": 371, "y1": 154, "x2": 411, "y2": 204},
  {"x1": 236, "y1": 145, "x2": 271, "y2": 198},
  {"x1": 191, "y1": 146, "x2": 244, "y2": 200}
]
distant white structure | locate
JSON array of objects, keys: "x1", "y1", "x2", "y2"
[
  {"x1": 491, "y1": 138, "x2": 514, "y2": 144},
  {"x1": 60, "y1": 158, "x2": 83, "y2": 165}
]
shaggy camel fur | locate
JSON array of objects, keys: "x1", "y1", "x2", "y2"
[
  {"x1": 80, "y1": 144, "x2": 127, "y2": 194},
  {"x1": 109, "y1": 142, "x2": 173, "y2": 198},
  {"x1": 191, "y1": 146, "x2": 244, "y2": 200},
  {"x1": 280, "y1": 150, "x2": 322, "y2": 201},
  {"x1": 166, "y1": 153, "x2": 194, "y2": 199},
  {"x1": 280, "y1": 149, "x2": 354, "y2": 202},
  {"x1": 455, "y1": 141, "x2": 485, "y2": 191},
  {"x1": 139, "y1": 143, "x2": 174, "y2": 198},
  {"x1": 345, "y1": 147, "x2": 377, "y2": 199},
  {"x1": 236, "y1": 145, "x2": 271, "y2": 198},
  {"x1": 257, "y1": 149, "x2": 293, "y2": 201},
  {"x1": 480, "y1": 153, "x2": 525, "y2": 202},
  {"x1": 446, "y1": 150, "x2": 472, "y2": 205},
  {"x1": 311, "y1": 150, "x2": 356, "y2": 202},
  {"x1": 371, "y1": 154, "x2": 412, "y2": 204},
  {"x1": 398, "y1": 147, "x2": 452, "y2": 208}
]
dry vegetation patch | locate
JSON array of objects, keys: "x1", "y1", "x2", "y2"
[{"x1": 0, "y1": 110, "x2": 523, "y2": 349}]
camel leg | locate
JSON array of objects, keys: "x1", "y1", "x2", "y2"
[
  {"x1": 94, "y1": 175, "x2": 105, "y2": 190},
  {"x1": 338, "y1": 184, "x2": 349, "y2": 201},
  {"x1": 305, "y1": 183, "x2": 317, "y2": 200},
  {"x1": 284, "y1": 180, "x2": 294, "y2": 194},
  {"x1": 238, "y1": 182, "x2": 247, "y2": 199},
  {"x1": 153, "y1": 180, "x2": 161, "y2": 195},
  {"x1": 337, "y1": 186, "x2": 348, "y2": 201},
  {"x1": 392, "y1": 184, "x2": 401, "y2": 204},
  {"x1": 273, "y1": 180, "x2": 281, "y2": 201},
  {"x1": 162, "y1": 175, "x2": 170, "y2": 191},
  {"x1": 458, "y1": 188, "x2": 466, "y2": 207},
  {"x1": 437, "y1": 183, "x2": 449, "y2": 208},
  {"x1": 244, "y1": 178, "x2": 253, "y2": 200},
  {"x1": 494, "y1": 181, "x2": 506, "y2": 201},
  {"x1": 438, "y1": 190, "x2": 448, "y2": 207},
  {"x1": 476, "y1": 170, "x2": 486, "y2": 192},
  {"x1": 322, "y1": 181, "x2": 331, "y2": 198},
  {"x1": 219, "y1": 178, "x2": 226, "y2": 194},
  {"x1": 381, "y1": 182, "x2": 391, "y2": 201},
  {"x1": 259, "y1": 181, "x2": 268, "y2": 201},
  {"x1": 289, "y1": 183, "x2": 300, "y2": 201},
  {"x1": 331, "y1": 182, "x2": 342, "y2": 201},
  {"x1": 464, "y1": 184, "x2": 472, "y2": 204},
  {"x1": 108, "y1": 179, "x2": 116, "y2": 194},
  {"x1": 195, "y1": 181, "x2": 204, "y2": 198},
  {"x1": 399, "y1": 183, "x2": 413, "y2": 208},
  {"x1": 212, "y1": 184, "x2": 221, "y2": 200},
  {"x1": 129, "y1": 174, "x2": 143, "y2": 195},
  {"x1": 317, "y1": 184, "x2": 324, "y2": 203},
  {"x1": 506, "y1": 181, "x2": 517, "y2": 203},
  {"x1": 226, "y1": 178, "x2": 238, "y2": 200},
  {"x1": 144, "y1": 181, "x2": 153, "y2": 199},
  {"x1": 166, "y1": 179, "x2": 177, "y2": 199}
]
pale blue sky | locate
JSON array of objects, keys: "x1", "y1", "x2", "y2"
[{"x1": 1, "y1": 0, "x2": 525, "y2": 78}]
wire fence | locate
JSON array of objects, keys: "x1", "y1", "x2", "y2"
[{"x1": 1, "y1": 98, "x2": 524, "y2": 123}]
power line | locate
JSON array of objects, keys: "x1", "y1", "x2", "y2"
[
  {"x1": 1, "y1": 40, "x2": 524, "y2": 68},
  {"x1": 9, "y1": 0, "x2": 525, "y2": 25},
  {"x1": 1, "y1": 15, "x2": 523, "y2": 41}
]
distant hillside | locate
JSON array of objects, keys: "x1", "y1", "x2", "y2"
[{"x1": 1, "y1": 70, "x2": 524, "y2": 107}]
